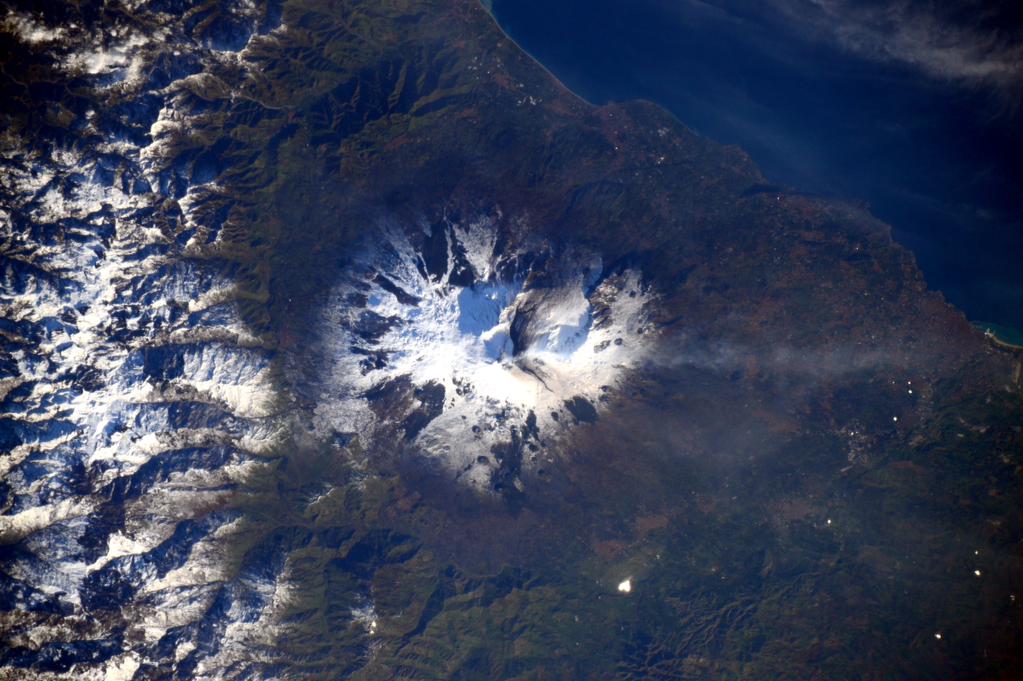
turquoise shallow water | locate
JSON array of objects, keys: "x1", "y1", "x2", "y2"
[{"x1": 974, "y1": 322, "x2": 1023, "y2": 348}]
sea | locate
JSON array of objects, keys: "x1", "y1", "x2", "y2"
[{"x1": 491, "y1": 0, "x2": 1023, "y2": 335}]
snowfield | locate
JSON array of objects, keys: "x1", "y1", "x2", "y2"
[{"x1": 310, "y1": 217, "x2": 658, "y2": 492}]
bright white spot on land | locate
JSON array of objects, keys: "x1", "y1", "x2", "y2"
[
  {"x1": 975, "y1": 569, "x2": 983, "y2": 577},
  {"x1": 934, "y1": 632, "x2": 942, "y2": 640},
  {"x1": 617, "y1": 579, "x2": 632, "y2": 594},
  {"x1": 892, "y1": 416, "x2": 899, "y2": 422},
  {"x1": 351, "y1": 604, "x2": 379, "y2": 635},
  {"x1": 826, "y1": 518, "x2": 832, "y2": 525}
]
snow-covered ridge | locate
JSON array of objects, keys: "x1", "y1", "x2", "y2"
[
  {"x1": 311, "y1": 216, "x2": 658, "y2": 492},
  {"x1": 1, "y1": 1, "x2": 287, "y2": 677}
]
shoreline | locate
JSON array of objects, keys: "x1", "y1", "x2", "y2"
[
  {"x1": 484, "y1": 0, "x2": 1023, "y2": 350},
  {"x1": 973, "y1": 322, "x2": 1023, "y2": 352}
]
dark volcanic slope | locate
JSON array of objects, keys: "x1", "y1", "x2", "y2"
[{"x1": 3, "y1": 0, "x2": 1022, "y2": 678}]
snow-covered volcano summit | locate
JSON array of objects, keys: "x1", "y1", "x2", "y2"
[{"x1": 313, "y1": 216, "x2": 657, "y2": 492}]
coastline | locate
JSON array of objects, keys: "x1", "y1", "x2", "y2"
[
  {"x1": 483, "y1": 0, "x2": 1023, "y2": 340},
  {"x1": 973, "y1": 322, "x2": 1023, "y2": 351},
  {"x1": 477, "y1": 0, "x2": 594, "y2": 108}
]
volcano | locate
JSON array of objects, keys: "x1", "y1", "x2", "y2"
[{"x1": 311, "y1": 216, "x2": 656, "y2": 492}]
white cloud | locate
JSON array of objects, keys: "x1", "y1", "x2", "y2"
[{"x1": 773, "y1": 0, "x2": 1023, "y2": 89}]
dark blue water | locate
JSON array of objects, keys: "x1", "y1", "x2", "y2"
[{"x1": 492, "y1": 0, "x2": 1023, "y2": 330}]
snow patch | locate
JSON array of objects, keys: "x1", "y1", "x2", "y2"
[
  {"x1": 311, "y1": 218, "x2": 657, "y2": 491},
  {"x1": 4, "y1": 12, "x2": 65, "y2": 44}
]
